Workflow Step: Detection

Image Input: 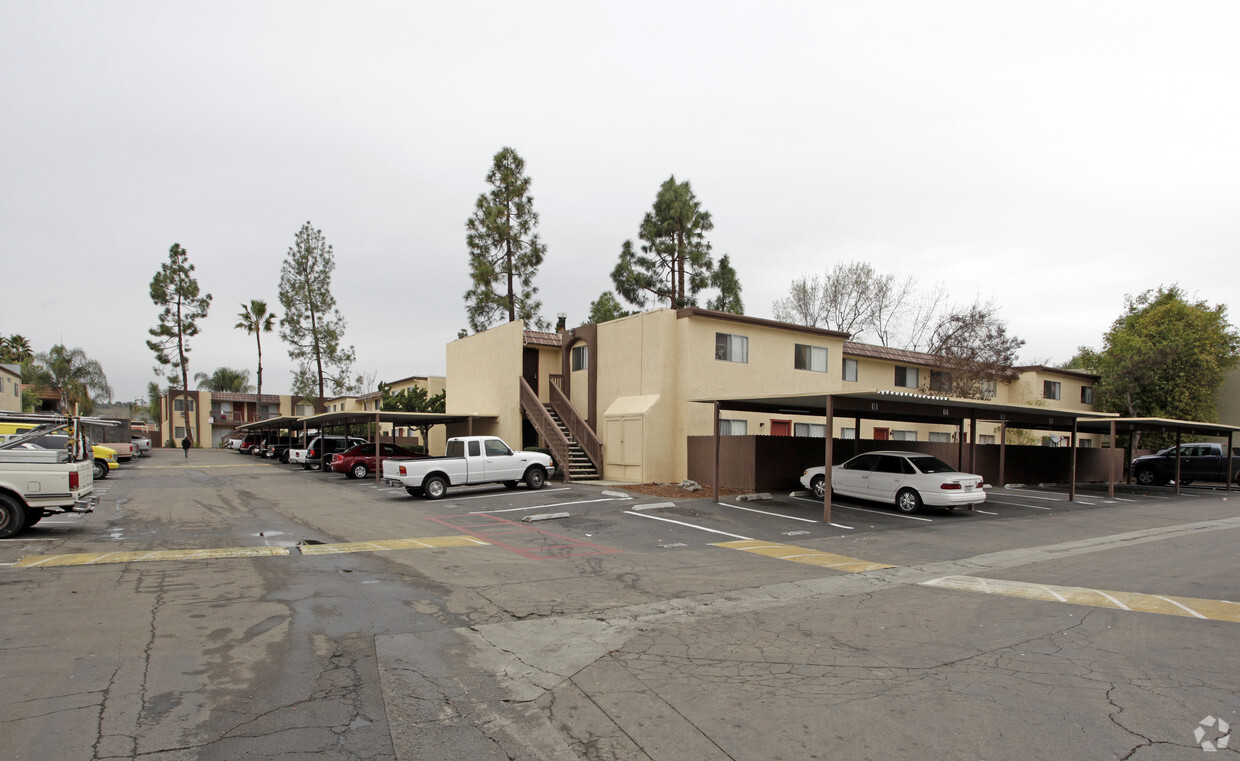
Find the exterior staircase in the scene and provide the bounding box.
[544,403,599,481]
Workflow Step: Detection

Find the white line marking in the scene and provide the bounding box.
[830,503,934,522]
[447,487,571,502]
[622,511,753,540]
[973,509,998,515]
[1095,590,1131,611]
[1074,501,1096,506]
[1041,585,1068,602]
[1153,595,1207,619]
[717,502,819,523]
[0,562,15,566]
[471,497,619,514]
[985,499,1053,510]
[994,491,1067,502]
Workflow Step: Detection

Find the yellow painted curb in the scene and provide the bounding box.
[298,536,491,555]
[714,540,895,573]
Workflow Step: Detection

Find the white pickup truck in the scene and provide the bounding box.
[0,421,97,537]
[382,435,553,499]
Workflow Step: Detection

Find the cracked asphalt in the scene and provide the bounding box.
[1,448,1237,760]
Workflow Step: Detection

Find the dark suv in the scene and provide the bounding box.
[303,435,368,471]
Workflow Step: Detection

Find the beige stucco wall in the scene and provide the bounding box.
[1215,367,1240,427]
[0,365,21,412]
[446,320,523,445]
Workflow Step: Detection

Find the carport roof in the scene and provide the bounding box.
[234,416,303,431]
[1076,417,1240,439]
[692,389,1115,430]
[294,410,496,427]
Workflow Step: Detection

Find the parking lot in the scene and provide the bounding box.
[2,448,1238,760]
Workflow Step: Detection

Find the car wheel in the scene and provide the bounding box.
[94,460,108,480]
[423,475,447,499]
[280,452,290,464]
[810,475,825,500]
[895,488,922,514]
[351,464,368,479]
[23,507,45,527]
[303,463,311,471]
[1134,468,1158,487]
[0,494,26,539]
[525,468,546,490]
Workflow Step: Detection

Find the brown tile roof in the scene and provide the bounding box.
[210,391,281,403]
[843,341,939,366]
[524,330,562,347]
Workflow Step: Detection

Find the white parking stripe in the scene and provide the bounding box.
[985,499,1052,510]
[995,491,1066,501]
[717,502,819,523]
[829,503,934,522]
[447,487,572,502]
[1153,595,1207,619]
[623,511,753,540]
[472,497,620,514]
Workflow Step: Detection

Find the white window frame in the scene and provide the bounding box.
[840,427,856,439]
[895,366,919,389]
[979,434,996,445]
[794,422,826,438]
[794,344,828,373]
[892,430,917,441]
[928,432,952,443]
[1081,386,1095,404]
[715,333,748,363]
[842,358,858,382]
[571,345,588,372]
[1043,380,1061,400]
[981,379,997,399]
[719,419,748,436]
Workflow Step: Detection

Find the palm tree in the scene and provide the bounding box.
[193,367,253,393]
[28,345,113,414]
[236,300,277,421]
[0,334,33,363]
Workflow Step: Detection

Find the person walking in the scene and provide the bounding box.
[182,434,192,458]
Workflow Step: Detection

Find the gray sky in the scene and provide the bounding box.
[3,1,1238,404]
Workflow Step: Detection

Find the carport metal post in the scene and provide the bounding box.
[1228,431,1235,493]
[969,414,978,474]
[823,394,833,524]
[1125,433,1134,484]
[712,402,721,504]
[374,411,381,485]
[998,422,1007,487]
[1108,420,1116,499]
[1069,418,1077,502]
[956,420,964,469]
[1174,429,1182,495]
[853,416,861,456]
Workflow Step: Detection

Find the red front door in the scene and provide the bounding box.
[770,420,791,436]
[873,427,890,440]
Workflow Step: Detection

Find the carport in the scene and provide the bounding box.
[1076,417,1238,496]
[695,390,1115,523]
[293,410,495,484]
[233,416,307,452]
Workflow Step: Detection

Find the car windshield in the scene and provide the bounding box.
[909,456,957,474]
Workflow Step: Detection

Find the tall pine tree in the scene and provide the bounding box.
[464,147,547,333]
[278,222,355,406]
[148,243,212,442]
[612,176,715,309]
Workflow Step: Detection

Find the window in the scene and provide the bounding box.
[979,434,996,445]
[874,456,907,474]
[715,332,748,363]
[794,344,828,373]
[1043,380,1061,400]
[895,366,919,388]
[571,344,588,372]
[928,432,952,443]
[1079,439,1093,448]
[719,419,747,435]
[981,379,997,399]
[484,439,512,457]
[1081,386,1095,404]
[892,430,917,441]
[295,403,314,416]
[174,426,186,439]
[841,427,856,439]
[842,358,858,382]
[929,371,952,393]
[173,398,195,412]
[795,422,826,437]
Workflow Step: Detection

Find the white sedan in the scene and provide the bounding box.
[800,450,985,514]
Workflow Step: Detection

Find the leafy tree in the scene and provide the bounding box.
[379,381,446,451]
[923,300,1025,399]
[584,292,632,325]
[612,176,715,310]
[236,299,277,418]
[1070,286,1239,444]
[194,367,253,393]
[278,222,356,406]
[464,147,548,332]
[147,381,165,428]
[0,334,33,363]
[147,243,212,440]
[706,254,744,314]
[26,345,113,415]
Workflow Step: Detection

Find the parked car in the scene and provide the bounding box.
[236,434,262,455]
[1131,443,1240,486]
[304,436,369,471]
[800,451,985,514]
[261,435,297,461]
[381,435,552,498]
[288,447,308,465]
[330,443,426,479]
[131,434,152,455]
[224,435,245,450]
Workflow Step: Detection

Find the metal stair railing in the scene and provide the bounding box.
[547,379,603,475]
[519,377,574,482]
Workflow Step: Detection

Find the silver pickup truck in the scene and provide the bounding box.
[382,435,553,498]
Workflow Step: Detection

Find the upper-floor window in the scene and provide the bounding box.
[981,379,997,399]
[571,344,588,372]
[719,419,747,435]
[173,398,195,412]
[929,370,952,393]
[715,333,748,363]
[895,366,919,388]
[295,403,314,416]
[842,358,858,382]
[1043,380,1061,400]
[794,344,828,373]
[1081,386,1095,404]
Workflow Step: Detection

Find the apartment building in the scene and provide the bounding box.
[447,308,1100,483]
[0,364,21,412]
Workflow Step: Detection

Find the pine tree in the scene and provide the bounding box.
[464,147,548,333]
[148,243,212,442]
[612,176,714,309]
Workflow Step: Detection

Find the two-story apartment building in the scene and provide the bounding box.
[446,308,1100,484]
[0,364,21,412]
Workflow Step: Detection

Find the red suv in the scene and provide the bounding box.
[330,443,426,479]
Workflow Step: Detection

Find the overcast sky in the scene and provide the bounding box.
[3,1,1237,403]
